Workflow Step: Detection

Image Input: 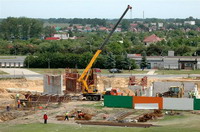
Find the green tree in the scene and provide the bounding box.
[121,20,130,31]
[44,26,56,37]
[105,52,116,69]
[140,51,148,69]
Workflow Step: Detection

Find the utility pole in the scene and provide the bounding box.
[143,11,145,19]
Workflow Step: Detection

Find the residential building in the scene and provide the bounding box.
[143,34,163,46]
[54,34,69,39]
[184,21,196,25]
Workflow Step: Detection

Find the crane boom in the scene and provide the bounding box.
[78,5,132,93]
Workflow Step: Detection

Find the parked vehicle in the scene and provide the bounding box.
[93,68,101,73]
[109,68,122,73]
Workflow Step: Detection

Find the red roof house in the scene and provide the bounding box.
[143,34,163,46]
[45,37,60,40]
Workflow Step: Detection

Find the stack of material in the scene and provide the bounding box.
[137,110,163,122]
[56,115,65,121]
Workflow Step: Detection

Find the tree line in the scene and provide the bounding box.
[0,17,43,40]
[24,52,137,69]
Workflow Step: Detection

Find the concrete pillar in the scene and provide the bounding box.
[149,85,153,97]
[43,74,63,95]
[194,85,198,97]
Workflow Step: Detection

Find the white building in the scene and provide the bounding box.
[184,21,196,25]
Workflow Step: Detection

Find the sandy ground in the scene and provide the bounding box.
[0,79,43,92]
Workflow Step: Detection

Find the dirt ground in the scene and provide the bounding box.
[0,76,200,127]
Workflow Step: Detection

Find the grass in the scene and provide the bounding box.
[0,122,200,132]
[28,68,148,75]
[81,102,104,109]
[156,69,200,75]
[28,68,65,74]
[159,113,186,122]
[0,70,8,75]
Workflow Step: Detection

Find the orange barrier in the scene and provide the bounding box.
[133,96,163,109]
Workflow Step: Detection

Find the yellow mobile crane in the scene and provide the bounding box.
[78,5,132,101]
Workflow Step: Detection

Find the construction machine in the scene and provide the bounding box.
[157,85,184,98]
[77,5,132,101]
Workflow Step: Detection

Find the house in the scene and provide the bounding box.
[98,27,108,31]
[53,34,69,39]
[143,34,163,46]
[196,27,200,32]
[130,23,137,32]
[45,37,60,40]
[158,23,164,28]
[115,28,122,32]
[184,21,196,25]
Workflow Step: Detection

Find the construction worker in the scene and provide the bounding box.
[188,91,192,98]
[17,100,21,108]
[65,111,69,121]
[6,104,10,111]
[77,110,84,119]
[43,112,48,124]
[22,102,26,107]
[16,93,20,101]
[191,91,195,98]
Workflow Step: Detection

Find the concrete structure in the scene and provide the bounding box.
[128,54,200,70]
[0,56,26,68]
[43,74,63,95]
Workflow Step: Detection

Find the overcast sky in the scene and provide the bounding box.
[0,0,200,19]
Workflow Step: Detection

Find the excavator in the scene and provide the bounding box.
[157,85,184,98]
[77,5,132,101]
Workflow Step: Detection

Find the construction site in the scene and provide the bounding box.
[0,67,200,131]
[0,4,200,132]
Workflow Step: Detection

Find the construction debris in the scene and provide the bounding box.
[137,110,163,122]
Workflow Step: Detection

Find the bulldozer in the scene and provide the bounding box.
[157,85,184,98]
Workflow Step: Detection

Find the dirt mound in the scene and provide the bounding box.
[0,112,16,122]
[0,88,6,93]
[0,79,43,92]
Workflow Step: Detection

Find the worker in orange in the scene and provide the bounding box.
[17,100,21,108]
[77,110,84,119]
[43,112,48,124]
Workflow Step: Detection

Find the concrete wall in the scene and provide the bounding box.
[135,103,159,109]
[43,74,63,95]
[133,96,163,109]
[163,98,194,110]
[153,82,195,97]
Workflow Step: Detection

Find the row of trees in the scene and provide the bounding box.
[0,29,200,56]
[45,18,107,26]
[24,52,137,69]
[0,17,43,40]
